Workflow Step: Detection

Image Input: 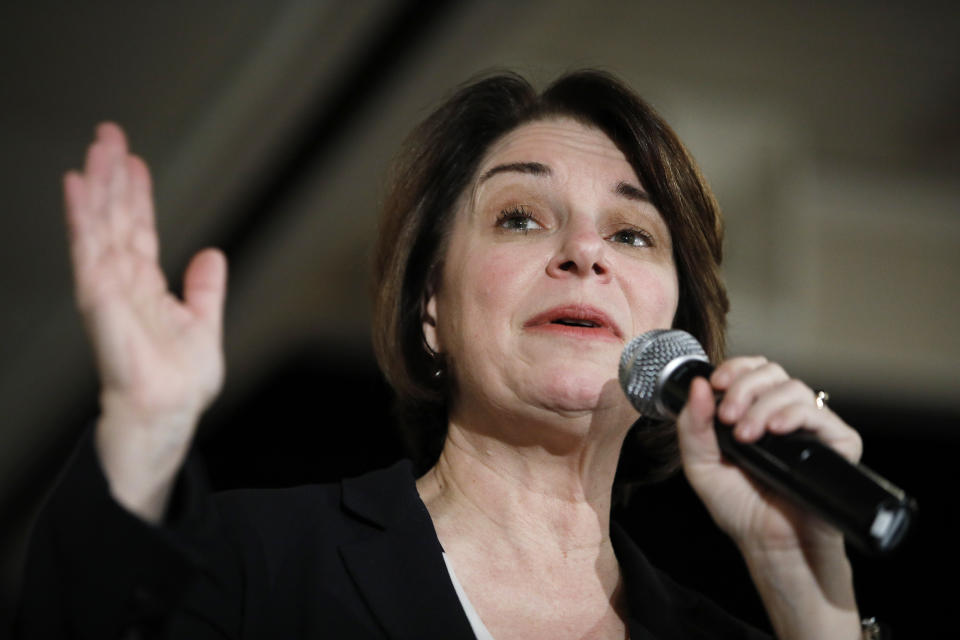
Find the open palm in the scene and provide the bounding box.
[65,123,226,445]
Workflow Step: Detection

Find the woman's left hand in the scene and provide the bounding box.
[675,356,862,552]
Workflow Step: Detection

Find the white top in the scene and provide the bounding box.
[442,552,496,640]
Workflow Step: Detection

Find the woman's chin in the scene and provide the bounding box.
[528,370,621,415]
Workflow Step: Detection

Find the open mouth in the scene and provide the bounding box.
[551,318,600,328]
[524,305,621,339]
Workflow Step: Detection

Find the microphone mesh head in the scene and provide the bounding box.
[619,329,706,417]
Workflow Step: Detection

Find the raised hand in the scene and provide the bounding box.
[64,123,227,521]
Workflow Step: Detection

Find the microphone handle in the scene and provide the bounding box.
[660,359,917,554]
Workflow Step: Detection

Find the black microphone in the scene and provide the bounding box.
[618,329,917,554]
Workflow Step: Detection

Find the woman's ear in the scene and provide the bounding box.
[422,293,441,355]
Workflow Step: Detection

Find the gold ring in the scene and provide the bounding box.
[815,390,830,410]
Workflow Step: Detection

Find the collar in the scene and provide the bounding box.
[337,460,476,640]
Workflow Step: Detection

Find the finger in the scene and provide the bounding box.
[716,361,789,426]
[125,155,158,260]
[84,123,127,209]
[767,403,863,463]
[125,155,154,225]
[84,141,111,216]
[710,355,768,389]
[100,126,136,251]
[85,123,125,168]
[96,122,128,155]
[107,165,132,252]
[675,376,722,468]
[734,378,814,441]
[183,248,227,332]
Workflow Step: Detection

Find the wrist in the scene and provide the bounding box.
[94,407,197,523]
[736,528,847,570]
[739,544,860,640]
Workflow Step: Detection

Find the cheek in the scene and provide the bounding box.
[474,247,531,303]
[624,264,680,330]
[438,244,538,359]
[462,240,535,302]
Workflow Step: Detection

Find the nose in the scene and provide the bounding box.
[545,222,612,283]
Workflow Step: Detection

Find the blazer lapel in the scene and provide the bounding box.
[338,462,477,640]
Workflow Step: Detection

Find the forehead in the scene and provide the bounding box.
[476,118,637,181]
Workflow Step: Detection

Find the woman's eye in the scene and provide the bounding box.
[496,207,543,232]
[609,229,653,247]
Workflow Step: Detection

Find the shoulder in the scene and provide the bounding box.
[202,459,424,610]
[209,459,418,550]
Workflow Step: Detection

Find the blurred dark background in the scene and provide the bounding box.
[2,1,958,637]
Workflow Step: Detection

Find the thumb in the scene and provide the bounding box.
[675,376,722,469]
[183,248,227,330]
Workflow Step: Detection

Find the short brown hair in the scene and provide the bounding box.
[372,70,728,483]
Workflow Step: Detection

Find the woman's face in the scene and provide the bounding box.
[424,118,679,428]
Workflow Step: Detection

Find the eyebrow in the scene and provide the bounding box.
[479,162,551,183]
[615,181,651,203]
[478,161,651,203]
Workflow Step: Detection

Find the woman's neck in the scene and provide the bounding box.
[416,410,628,560]
[416,415,632,638]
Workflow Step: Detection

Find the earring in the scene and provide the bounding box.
[424,341,444,380]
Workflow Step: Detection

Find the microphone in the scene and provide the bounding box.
[618,329,917,554]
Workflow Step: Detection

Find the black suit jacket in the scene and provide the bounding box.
[15,434,770,639]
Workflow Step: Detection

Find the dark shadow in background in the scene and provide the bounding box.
[197,346,404,492]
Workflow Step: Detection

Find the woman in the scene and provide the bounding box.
[17,71,866,639]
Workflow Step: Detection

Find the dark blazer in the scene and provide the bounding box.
[15,434,771,639]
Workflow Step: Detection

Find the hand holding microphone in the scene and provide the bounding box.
[619,329,917,554]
